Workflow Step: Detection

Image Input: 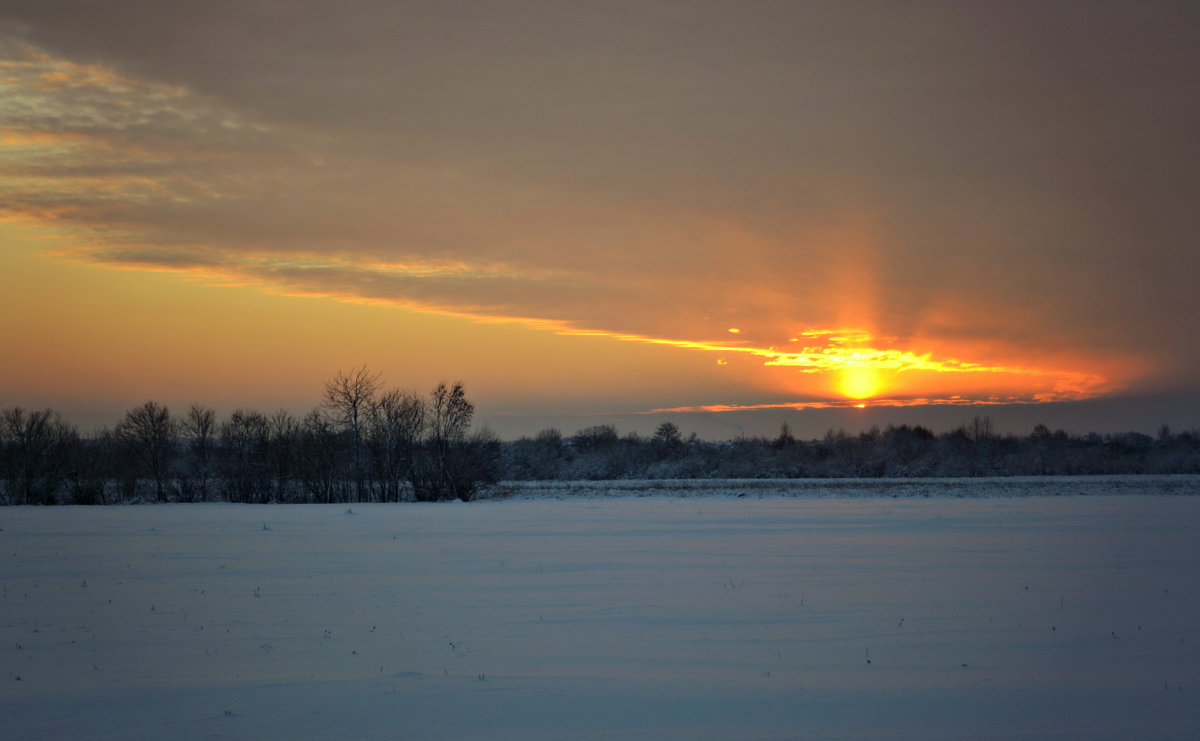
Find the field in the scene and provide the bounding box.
[3,478,1199,739]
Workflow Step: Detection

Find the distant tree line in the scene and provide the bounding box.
[4,383,1200,505]
[502,419,1200,482]
[0,368,499,505]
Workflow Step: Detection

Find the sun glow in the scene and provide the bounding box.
[839,366,880,400]
[581,325,1122,413]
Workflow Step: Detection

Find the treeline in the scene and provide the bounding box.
[503,418,1200,481]
[4,382,1200,505]
[0,368,499,505]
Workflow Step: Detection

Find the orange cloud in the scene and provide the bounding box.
[558,325,1116,408]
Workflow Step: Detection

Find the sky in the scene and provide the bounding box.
[2,1,1198,440]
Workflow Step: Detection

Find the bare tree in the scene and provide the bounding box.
[114,401,177,502]
[453,427,501,501]
[66,427,116,505]
[425,382,473,501]
[369,388,425,502]
[267,410,300,502]
[298,409,339,503]
[966,415,996,442]
[323,366,382,501]
[180,404,216,501]
[219,409,271,503]
[0,407,76,505]
[411,382,496,501]
[651,421,684,459]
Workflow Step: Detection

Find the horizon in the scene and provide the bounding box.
[9,386,1200,444]
[3,3,1198,440]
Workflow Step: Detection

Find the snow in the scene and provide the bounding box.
[3,480,1199,739]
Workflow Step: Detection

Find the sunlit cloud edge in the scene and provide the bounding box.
[644,395,1083,415]
[35,240,1122,410]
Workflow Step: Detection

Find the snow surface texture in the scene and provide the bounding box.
[3,481,1199,740]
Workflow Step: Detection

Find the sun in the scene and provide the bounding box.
[839,366,880,400]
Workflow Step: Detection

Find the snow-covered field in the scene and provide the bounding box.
[3,479,1199,740]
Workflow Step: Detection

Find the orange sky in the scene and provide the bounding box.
[1,3,1197,438]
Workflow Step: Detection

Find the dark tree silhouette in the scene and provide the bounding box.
[504,427,566,480]
[267,410,300,502]
[8,395,1200,505]
[323,366,381,501]
[114,401,176,502]
[773,422,796,450]
[412,382,475,501]
[369,388,425,502]
[298,409,339,503]
[652,421,684,459]
[65,428,117,505]
[181,404,216,502]
[573,424,619,454]
[220,409,271,503]
[0,407,76,505]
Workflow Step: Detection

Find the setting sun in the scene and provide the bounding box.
[839,366,881,400]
